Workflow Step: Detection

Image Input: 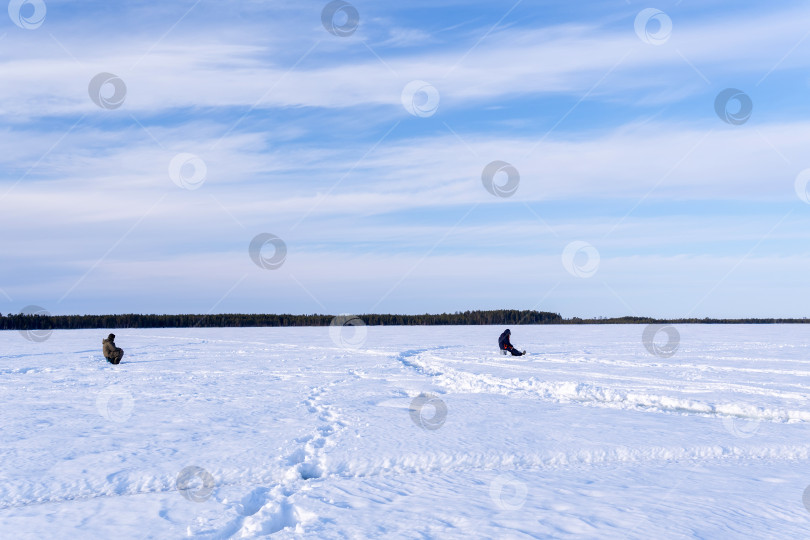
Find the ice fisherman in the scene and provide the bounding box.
[103,333,124,364]
[498,328,525,356]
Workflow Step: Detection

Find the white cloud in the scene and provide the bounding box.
[1,118,807,234]
[1,5,809,118]
[3,2,810,315]
[5,246,809,318]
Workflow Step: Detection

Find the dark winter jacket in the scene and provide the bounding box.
[498,330,514,351]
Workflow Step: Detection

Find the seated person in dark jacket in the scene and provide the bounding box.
[498,328,525,356]
[102,333,124,364]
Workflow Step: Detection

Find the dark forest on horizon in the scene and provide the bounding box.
[1,310,808,331]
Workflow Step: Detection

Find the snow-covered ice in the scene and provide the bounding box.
[2,324,810,538]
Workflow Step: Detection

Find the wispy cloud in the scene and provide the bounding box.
[2,5,809,119]
[2,1,810,316]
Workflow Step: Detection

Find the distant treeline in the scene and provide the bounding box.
[1,310,561,331]
[0,310,807,331]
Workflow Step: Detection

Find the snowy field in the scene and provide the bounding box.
[2,324,810,539]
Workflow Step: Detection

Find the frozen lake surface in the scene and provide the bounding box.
[2,324,810,538]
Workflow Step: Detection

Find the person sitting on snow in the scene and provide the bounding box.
[102,333,124,365]
[498,328,525,356]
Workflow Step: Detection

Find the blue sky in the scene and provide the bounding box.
[2,0,810,318]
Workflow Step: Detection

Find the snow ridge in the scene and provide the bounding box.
[330,443,810,479]
[395,348,810,423]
